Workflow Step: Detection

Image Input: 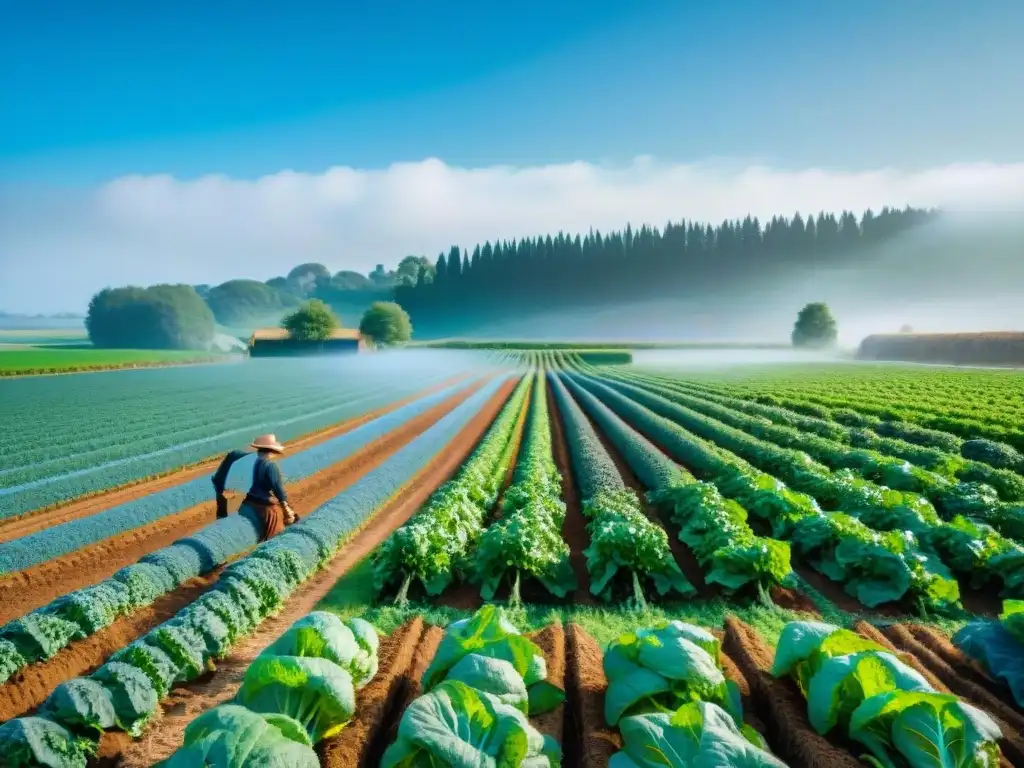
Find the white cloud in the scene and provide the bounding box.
[1,157,1023,313]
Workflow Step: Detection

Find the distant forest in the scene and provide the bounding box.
[86,205,936,347]
[390,206,934,335]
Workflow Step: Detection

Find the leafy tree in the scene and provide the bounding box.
[791,302,838,348]
[205,279,285,324]
[359,301,412,347]
[86,284,214,350]
[286,263,331,294]
[330,270,372,291]
[281,299,341,341]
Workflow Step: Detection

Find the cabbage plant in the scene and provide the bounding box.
[380,680,560,768]
[603,621,744,730]
[421,606,564,716]
[609,701,786,768]
[775,620,1005,766]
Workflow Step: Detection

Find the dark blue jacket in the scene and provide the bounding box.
[212,450,289,503]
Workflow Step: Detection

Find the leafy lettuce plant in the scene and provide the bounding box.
[421,605,564,716]
[609,701,787,768]
[162,704,318,768]
[848,691,1002,768]
[0,717,96,768]
[380,680,560,768]
[234,656,357,744]
[603,621,743,729]
[260,612,379,689]
[1003,599,1024,645]
[954,616,1024,708]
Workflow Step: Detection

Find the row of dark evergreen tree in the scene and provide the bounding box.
[394,206,934,318]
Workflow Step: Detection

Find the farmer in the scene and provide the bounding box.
[211,434,297,541]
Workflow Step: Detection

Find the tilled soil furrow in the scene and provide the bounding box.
[530,624,566,745]
[878,624,1024,766]
[104,376,516,766]
[566,623,618,768]
[0,381,478,624]
[318,619,425,767]
[908,623,1022,709]
[722,617,861,768]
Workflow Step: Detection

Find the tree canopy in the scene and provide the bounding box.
[205,279,288,325]
[791,302,838,348]
[281,299,341,341]
[287,263,331,295]
[86,284,215,350]
[359,301,412,347]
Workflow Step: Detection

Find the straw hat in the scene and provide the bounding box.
[251,434,285,453]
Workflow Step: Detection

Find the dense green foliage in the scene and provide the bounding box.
[373,376,530,601]
[280,299,341,341]
[358,301,412,346]
[774,620,1002,767]
[790,302,837,348]
[85,284,214,350]
[472,374,575,602]
[204,279,294,325]
[383,606,562,767]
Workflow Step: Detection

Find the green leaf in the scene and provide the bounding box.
[527,680,566,716]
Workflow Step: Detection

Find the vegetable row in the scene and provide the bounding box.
[568,374,961,611]
[373,374,531,603]
[0,374,512,766]
[550,373,694,605]
[594,371,1024,603]
[559,373,793,600]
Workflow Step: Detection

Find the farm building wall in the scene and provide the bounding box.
[857,332,1024,367]
[249,338,364,357]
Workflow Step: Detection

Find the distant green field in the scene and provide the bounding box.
[419,339,791,350]
[0,348,224,375]
[0,328,89,345]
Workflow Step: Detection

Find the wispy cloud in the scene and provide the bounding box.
[2,157,1023,313]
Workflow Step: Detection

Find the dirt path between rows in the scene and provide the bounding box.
[106,376,518,766]
[0,380,474,624]
[0,383,486,720]
[547,379,594,607]
[0,376,465,542]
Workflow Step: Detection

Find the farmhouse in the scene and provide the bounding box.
[248,327,367,357]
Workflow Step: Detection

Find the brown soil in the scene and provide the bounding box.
[770,586,820,613]
[721,650,769,739]
[0,380,479,624]
[959,586,1004,618]
[547,383,595,606]
[907,623,1019,705]
[103,376,518,766]
[319,619,425,768]
[0,569,223,722]
[0,376,466,539]
[722,617,861,768]
[566,623,618,768]
[529,624,566,745]
[365,625,444,764]
[878,623,1024,765]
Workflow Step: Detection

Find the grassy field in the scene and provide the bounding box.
[0,347,225,375]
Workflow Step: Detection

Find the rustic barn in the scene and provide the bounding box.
[248,327,367,357]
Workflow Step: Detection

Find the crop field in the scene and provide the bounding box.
[0,350,1023,767]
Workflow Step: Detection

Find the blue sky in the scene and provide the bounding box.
[2,1,1023,316]
[2,0,1022,182]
